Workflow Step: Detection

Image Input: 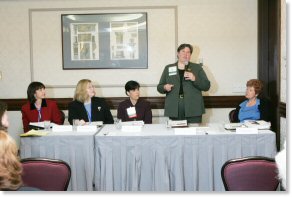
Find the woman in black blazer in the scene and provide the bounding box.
[68,79,114,125]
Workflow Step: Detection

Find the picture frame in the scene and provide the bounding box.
[61,13,148,69]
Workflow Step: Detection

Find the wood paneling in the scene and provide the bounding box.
[1,96,245,111]
[279,102,286,118]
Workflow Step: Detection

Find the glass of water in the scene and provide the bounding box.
[44,120,51,131]
[115,118,122,129]
[73,119,79,131]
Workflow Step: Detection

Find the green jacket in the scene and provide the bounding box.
[157,62,210,117]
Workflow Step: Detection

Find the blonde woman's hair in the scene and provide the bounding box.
[74,79,95,103]
[0,130,22,190]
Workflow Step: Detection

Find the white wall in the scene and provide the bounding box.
[0,0,257,145]
[280,0,286,149]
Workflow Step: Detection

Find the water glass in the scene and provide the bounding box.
[73,119,79,131]
[44,120,51,131]
[115,118,121,129]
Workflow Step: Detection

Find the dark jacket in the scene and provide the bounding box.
[157,62,210,117]
[232,97,272,122]
[117,98,152,123]
[68,97,114,125]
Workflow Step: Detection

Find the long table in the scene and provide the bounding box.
[94,124,277,191]
[20,131,97,191]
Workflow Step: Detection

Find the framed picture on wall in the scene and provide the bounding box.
[61,13,148,69]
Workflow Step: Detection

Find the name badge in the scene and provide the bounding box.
[127,107,137,118]
[168,66,177,76]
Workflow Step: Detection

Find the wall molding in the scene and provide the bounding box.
[1,96,245,111]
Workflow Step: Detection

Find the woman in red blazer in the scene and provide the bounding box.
[21,82,63,133]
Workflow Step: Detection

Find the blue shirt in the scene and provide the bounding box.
[238,99,260,123]
[84,103,92,122]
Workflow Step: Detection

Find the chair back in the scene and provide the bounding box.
[229,109,238,123]
[21,158,71,191]
[221,156,279,191]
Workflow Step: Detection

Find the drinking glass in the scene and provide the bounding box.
[44,120,51,131]
[73,119,79,131]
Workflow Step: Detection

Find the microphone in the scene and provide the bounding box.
[184,61,191,72]
[184,61,191,80]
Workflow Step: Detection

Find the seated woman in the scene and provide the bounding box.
[68,79,114,125]
[117,80,152,123]
[21,82,63,132]
[0,101,9,131]
[232,79,271,123]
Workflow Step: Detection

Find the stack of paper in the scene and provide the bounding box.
[20,129,49,137]
[167,120,188,128]
[52,125,73,132]
[244,120,271,129]
[224,123,244,130]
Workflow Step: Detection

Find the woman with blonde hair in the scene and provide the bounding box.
[68,79,114,125]
[0,131,41,191]
[0,130,22,191]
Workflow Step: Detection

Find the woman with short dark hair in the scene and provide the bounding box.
[117,80,152,123]
[21,81,63,132]
[157,43,210,123]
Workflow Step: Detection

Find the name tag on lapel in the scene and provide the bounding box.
[168,66,177,76]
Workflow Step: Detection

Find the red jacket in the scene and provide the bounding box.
[21,99,63,132]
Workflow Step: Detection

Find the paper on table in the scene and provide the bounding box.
[20,129,49,137]
[121,125,143,132]
[174,127,197,135]
[90,121,103,126]
[236,127,258,134]
[76,125,97,132]
[167,120,188,128]
[29,122,58,128]
[121,121,144,126]
[52,125,73,132]
[243,120,271,129]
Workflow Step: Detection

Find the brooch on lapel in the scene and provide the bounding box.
[98,106,101,111]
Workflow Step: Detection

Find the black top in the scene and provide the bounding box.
[117,98,152,124]
[178,69,184,95]
[68,97,114,125]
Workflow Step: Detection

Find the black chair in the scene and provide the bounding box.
[60,110,66,124]
[229,109,238,123]
[21,158,71,191]
[221,156,279,191]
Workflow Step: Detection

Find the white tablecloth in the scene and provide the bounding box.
[20,131,98,191]
[94,124,276,191]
